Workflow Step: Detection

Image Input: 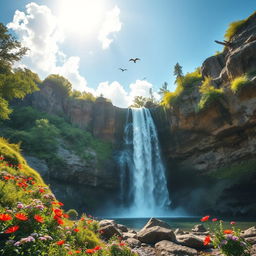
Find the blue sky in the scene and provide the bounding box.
[0,0,255,107]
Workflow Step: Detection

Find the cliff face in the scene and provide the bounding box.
[153,13,256,216]
[30,85,127,143]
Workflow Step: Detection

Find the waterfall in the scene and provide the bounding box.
[119,108,170,217]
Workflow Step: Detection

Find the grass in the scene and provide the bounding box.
[231,75,253,93]
[197,77,224,111]
[225,11,256,41]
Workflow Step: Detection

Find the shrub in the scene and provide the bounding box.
[161,68,202,108]
[231,75,252,93]
[197,77,224,111]
[66,209,78,220]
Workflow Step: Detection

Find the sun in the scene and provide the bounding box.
[56,0,106,36]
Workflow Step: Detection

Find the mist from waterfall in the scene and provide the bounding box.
[119,108,171,217]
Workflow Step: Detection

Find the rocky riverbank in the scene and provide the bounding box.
[98,218,256,256]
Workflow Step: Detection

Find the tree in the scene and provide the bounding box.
[174,62,183,83]
[130,96,148,108]
[42,74,72,98]
[0,23,28,65]
[0,23,38,119]
[158,82,169,96]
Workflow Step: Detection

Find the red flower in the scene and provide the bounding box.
[85,249,95,253]
[63,214,69,219]
[204,235,211,246]
[68,252,73,255]
[74,251,81,254]
[212,218,218,222]
[119,242,126,246]
[4,225,19,233]
[58,202,64,206]
[80,217,85,221]
[56,240,65,245]
[224,229,233,234]
[87,220,93,224]
[94,246,101,251]
[34,214,44,223]
[201,215,210,222]
[230,221,236,225]
[0,213,12,221]
[53,208,63,217]
[57,218,64,225]
[73,228,79,232]
[15,213,28,221]
[3,176,10,180]
[39,188,45,193]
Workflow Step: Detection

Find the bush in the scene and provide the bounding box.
[197,77,224,111]
[66,209,79,220]
[161,69,202,108]
[231,75,252,93]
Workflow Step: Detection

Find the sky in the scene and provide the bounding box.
[0,0,255,108]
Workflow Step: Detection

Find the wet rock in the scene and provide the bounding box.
[99,219,117,228]
[245,236,256,245]
[133,245,156,256]
[155,240,198,256]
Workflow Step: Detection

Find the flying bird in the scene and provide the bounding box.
[119,68,127,72]
[129,58,140,63]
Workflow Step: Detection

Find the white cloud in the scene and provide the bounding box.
[98,6,122,49]
[96,81,130,108]
[7,2,88,91]
[129,80,153,98]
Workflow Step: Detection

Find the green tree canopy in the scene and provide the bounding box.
[0,23,38,119]
[174,62,183,84]
[158,82,169,96]
[42,74,72,98]
[0,23,28,65]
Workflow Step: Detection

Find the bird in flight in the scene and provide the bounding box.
[129,58,140,63]
[119,68,127,72]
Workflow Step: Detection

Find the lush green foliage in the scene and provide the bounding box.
[42,74,72,98]
[71,90,96,102]
[231,75,252,93]
[0,106,112,166]
[201,216,251,256]
[0,139,136,256]
[0,23,39,120]
[225,11,256,41]
[161,69,202,108]
[0,23,28,65]
[197,77,224,111]
[173,62,183,83]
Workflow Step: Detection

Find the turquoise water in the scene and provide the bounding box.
[112,217,256,231]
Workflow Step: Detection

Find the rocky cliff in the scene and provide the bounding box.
[152,12,256,216]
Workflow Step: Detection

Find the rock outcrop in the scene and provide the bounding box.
[152,12,256,216]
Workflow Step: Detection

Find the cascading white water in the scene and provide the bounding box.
[119,108,171,217]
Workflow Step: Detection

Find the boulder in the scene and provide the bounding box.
[174,228,185,235]
[155,240,198,256]
[176,234,210,249]
[142,218,172,229]
[137,226,176,245]
[192,224,207,232]
[242,226,256,238]
[133,245,156,256]
[123,232,137,240]
[126,238,141,248]
[98,220,121,240]
[245,236,256,245]
[117,224,128,232]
